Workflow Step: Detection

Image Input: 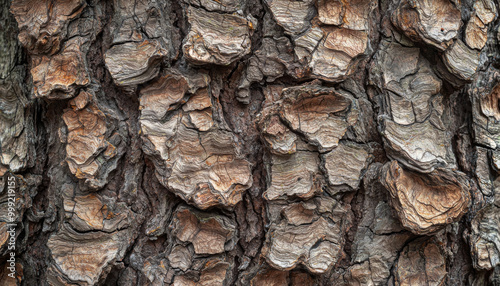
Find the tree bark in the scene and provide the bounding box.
[1,0,500,285]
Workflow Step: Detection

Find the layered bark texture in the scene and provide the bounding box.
[2,0,500,285]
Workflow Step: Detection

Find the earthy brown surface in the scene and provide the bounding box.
[1,0,500,285]
[381,160,471,235]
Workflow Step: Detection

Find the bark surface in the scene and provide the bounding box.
[1,0,500,285]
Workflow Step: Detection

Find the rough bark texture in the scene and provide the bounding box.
[1,0,500,285]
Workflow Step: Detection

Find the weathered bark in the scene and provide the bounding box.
[1,0,500,285]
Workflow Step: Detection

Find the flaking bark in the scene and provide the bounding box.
[1,0,500,285]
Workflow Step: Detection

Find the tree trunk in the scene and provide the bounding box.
[1,0,500,285]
